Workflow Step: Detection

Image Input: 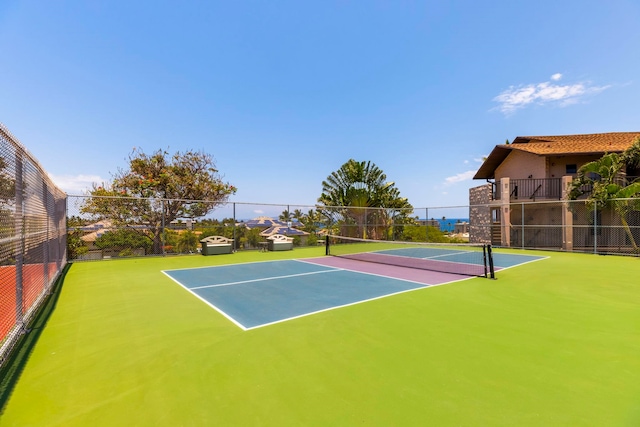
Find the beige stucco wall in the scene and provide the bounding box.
[546,154,603,179]
[495,150,546,180]
[495,151,605,180]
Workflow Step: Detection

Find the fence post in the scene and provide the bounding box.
[161,199,166,256]
[593,205,598,254]
[561,176,573,251]
[521,203,525,249]
[43,178,50,290]
[500,178,511,247]
[14,151,24,331]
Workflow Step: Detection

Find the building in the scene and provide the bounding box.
[469,132,640,251]
[243,216,310,245]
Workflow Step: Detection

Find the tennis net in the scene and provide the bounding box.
[326,235,495,278]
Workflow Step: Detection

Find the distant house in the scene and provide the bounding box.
[244,216,310,245]
[243,216,288,229]
[453,221,469,234]
[78,219,149,259]
[260,225,309,245]
[416,219,441,228]
[470,132,640,250]
[168,219,195,230]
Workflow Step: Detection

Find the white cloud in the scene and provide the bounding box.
[493,74,611,115]
[48,173,106,194]
[444,170,476,186]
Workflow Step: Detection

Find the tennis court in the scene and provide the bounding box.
[2,246,639,426]
[163,248,544,330]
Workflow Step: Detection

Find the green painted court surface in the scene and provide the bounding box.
[1,246,639,426]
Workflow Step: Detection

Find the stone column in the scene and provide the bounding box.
[500,177,511,247]
[561,176,574,251]
[469,184,492,244]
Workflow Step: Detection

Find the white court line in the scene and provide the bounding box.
[296,258,460,287]
[162,258,479,331]
[189,268,340,290]
[162,258,297,272]
[245,269,475,331]
[370,250,480,266]
[424,250,476,259]
[161,270,248,330]
[492,254,550,270]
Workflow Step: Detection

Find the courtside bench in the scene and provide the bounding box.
[200,236,234,255]
[267,234,294,251]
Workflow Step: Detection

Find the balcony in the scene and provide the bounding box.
[493,176,639,201]
[493,178,561,201]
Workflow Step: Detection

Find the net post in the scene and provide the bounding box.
[325,235,330,256]
[487,244,495,279]
[483,245,488,278]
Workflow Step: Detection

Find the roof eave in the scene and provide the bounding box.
[473,145,512,180]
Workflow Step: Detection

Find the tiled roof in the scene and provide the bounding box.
[508,132,640,155]
[474,132,640,179]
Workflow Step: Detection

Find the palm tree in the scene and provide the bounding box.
[298,209,322,233]
[279,209,292,222]
[292,209,304,221]
[318,159,413,239]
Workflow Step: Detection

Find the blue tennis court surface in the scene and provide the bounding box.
[163,259,446,330]
[163,251,545,330]
[492,251,547,269]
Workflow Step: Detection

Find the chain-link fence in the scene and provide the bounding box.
[67,197,330,258]
[0,124,67,367]
[66,193,640,262]
[470,198,640,256]
[66,197,472,260]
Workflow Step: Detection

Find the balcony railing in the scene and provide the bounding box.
[493,176,640,201]
[494,178,561,201]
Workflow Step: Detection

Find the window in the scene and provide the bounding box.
[566,164,577,174]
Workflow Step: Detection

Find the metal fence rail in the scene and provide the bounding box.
[0,124,67,368]
[67,194,640,260]
[470,198,640,256]
[65,197,474,260]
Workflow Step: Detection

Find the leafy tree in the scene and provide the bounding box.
[306,234,318,246]
[94,228,153,254]
[292,209,304,220]
[81,148,236,254]
[569,139,640,251]
[401,224,449,243]
[298,209,322,233]
[163,229,179,253]
[318,159,413,239]
[67,215,90,259]
[244,227,263,248]
[198,217,236,245]
[176,230,199,253]
[0,156,16,245]
[0,156,15,205]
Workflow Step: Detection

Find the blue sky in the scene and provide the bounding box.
[1,1,639,216]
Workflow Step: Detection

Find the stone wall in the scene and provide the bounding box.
[469,184,492,244]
